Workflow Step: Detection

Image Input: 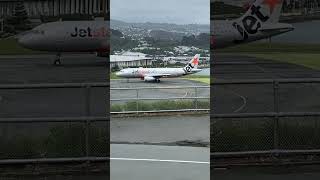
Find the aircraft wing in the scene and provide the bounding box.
[259,23,294,33]
[145,73,172,78]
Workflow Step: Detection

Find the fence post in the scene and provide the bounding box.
[136,89,139,114]
[273,80,280,150]
[85,85,91,158]
[194,87,198,110]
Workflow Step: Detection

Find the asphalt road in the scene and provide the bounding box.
[111,115,209,146]
[0,54,108,84]
[0,54,108,118]
[111,144,210,180]
[213,53,320,79]
[213,53,320,114]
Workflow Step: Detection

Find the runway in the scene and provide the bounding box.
[213,53,320,114]
[213,53,320,79]
[0,54,108,84]
[111,79,209,103]
[0,54,108,118]
[111,144,209,180]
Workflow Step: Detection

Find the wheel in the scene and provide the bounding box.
[53,53,62,66]
[54,59,61,66]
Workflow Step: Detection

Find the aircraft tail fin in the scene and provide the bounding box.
[183,54,200,73]
[239,0,284,24]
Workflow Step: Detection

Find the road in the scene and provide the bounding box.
[111,115,209,146]
[111,144,210,180]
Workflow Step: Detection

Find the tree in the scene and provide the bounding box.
[5,2,31,33]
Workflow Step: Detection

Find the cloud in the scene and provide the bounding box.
[111,0,210,24]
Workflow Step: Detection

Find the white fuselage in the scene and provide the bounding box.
[211,20,294,49]
[116,67,201,79]
[18,21,109,53]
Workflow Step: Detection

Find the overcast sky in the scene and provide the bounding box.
[111,0,210,25]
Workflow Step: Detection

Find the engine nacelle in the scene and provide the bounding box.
[144,76,155,82]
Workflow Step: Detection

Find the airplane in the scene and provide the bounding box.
[212,0,294,49]
[18,20,109,65]
[115,54,202,83]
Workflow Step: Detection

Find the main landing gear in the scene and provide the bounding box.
[155,79,160,83]
[53,53,61,66]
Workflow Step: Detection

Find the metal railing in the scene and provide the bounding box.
[0,83,109,164]
[110,86,210,114]
[212,78,320,158]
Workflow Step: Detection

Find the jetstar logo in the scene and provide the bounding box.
[70,27,108,38]
[232,3,272,43]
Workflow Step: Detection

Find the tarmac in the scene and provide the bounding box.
[0,54,108,118]
[111,78,209,103]
[213,53,320,114]
[111,144,209,180]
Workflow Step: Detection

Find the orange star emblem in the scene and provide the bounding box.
[193,57,199,65]
[263,0,282,14]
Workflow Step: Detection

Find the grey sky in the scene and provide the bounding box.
[111,0,210,25]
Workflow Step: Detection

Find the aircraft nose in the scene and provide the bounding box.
[18,35,31,49]
[115,71,122,76]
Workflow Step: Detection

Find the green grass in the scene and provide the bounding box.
[111,100,210,112]
[183,77,210,84]
[110,72,122,79]
[0,38,43,55]
[248,53,320,70]
[184,75,210,84]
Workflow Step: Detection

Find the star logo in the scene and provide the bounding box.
[263,0,281,14]
[193,57,199,65]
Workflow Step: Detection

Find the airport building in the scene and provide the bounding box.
[110,52,153,69]
[0,0,109,18]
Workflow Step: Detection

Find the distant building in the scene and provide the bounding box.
[0,0,109,18]
[110,52,153,68]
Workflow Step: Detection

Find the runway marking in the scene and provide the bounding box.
[111,157,210,164]
[222,87,247,113]
[231,90,247,113]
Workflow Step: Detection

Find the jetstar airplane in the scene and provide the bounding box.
[212,0,294,49]
[18,20,109,65]
[115,54,202,82]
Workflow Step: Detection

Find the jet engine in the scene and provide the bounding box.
[144,76,155,82]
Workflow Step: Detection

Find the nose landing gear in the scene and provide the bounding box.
[53,53,61,66]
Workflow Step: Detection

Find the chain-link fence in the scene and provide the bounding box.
[111,86,210,114]
[212,78,320,155]
[0,83,109,164]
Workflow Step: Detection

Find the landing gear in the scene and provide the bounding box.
[155,79,160,83]
[53,53,61,66]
